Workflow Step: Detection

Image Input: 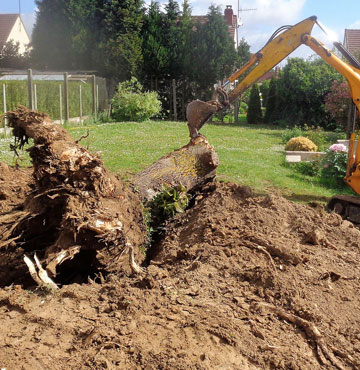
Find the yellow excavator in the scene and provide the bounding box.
[186,15,360,222]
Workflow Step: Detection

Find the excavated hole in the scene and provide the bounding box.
[143,183,215,266]
[55,249,107,286]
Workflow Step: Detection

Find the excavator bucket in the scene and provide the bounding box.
[186,88,229,139]
[186,100,222,139]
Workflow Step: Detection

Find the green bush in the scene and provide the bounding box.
[293,160,322,177]
[281,125,344,151]
[321,149,347,185]
[111,77,161,122]
[281,125,304,144]
[239,101,248,114]
[148,184,190,226]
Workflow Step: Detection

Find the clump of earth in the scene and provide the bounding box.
[1,164,359,369]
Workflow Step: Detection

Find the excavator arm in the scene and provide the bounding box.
[186,15,360,138]
[186,16,318,138]
[186,15,360,220]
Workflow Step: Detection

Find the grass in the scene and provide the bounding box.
[0,117,353,202]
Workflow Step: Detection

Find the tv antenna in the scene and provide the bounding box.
[19,0,21,15]
[236,1,256,46]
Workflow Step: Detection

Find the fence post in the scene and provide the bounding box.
[234,98,239,124]
[27,69,34,110]
[172,79,177,121]
[2,84,7,137]
[64,72,69,122]
[96,84,99,113]
[92,75,97,119]
[34,84,38,110]
[79,84,83,125]
[59,84,63,124]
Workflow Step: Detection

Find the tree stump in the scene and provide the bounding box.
[133,135,219,201]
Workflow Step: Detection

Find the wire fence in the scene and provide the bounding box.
[0,69,109,129]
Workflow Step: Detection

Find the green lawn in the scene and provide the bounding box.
[0,119,353,202]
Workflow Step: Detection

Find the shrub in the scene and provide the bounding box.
[294,160,322,177]
[285,136,317,152]
[324,80,351,129]
[111,77,161,122]
[239,101,248,114]
[148,184,190,225]
[321,144,348,184]
[281,126,304,144]
[302,125,328,150]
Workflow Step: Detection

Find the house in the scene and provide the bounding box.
[192,5,238,47]
[344,29,360,56]
[0,14,30,55]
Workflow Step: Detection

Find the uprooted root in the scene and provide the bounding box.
[0,106,147,286]
[24,254,59,290]
[258,302,348,370]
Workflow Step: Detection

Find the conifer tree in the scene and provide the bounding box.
[264,76,278,123]
[247,83,262,124]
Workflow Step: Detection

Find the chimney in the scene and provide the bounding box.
[224,5,233,26]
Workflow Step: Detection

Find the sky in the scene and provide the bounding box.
[1,0,360,61]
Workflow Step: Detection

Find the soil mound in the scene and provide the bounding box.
[0,162,32,213]
[1,181,359,369]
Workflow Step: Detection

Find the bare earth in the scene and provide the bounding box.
[1,167,360,370]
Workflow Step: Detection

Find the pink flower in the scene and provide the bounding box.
[329,144,347,153]
[324,164,329,168]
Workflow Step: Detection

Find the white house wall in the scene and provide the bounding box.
[6,17,30,54]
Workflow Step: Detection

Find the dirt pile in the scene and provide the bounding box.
[0,163,32,213]
[1,181,359,369]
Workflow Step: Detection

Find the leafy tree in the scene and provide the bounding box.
[188,5,237,99]
[141,1,168,79]
[32,0,144,82]
[276,57,341,128]
[97,0,144,81]
[236,37,251,67]
[0,41,30,69]
[259,79,270,107]
[324,80,351,129]
[264,76,278,123]
[31,0,75,69]
[247,83,262,124]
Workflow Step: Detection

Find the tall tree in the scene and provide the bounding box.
[277,57,340,127]
[97,0,144,81]
[31,0,75,69]
[141,1,168,79]
[32,0,144,81]
[188,5,237,99]
[264,76,278,123]
[247,83,262,124]
[236,37,251,67]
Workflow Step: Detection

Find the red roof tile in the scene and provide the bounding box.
[0,14,19,50]
[344,29,360,55]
